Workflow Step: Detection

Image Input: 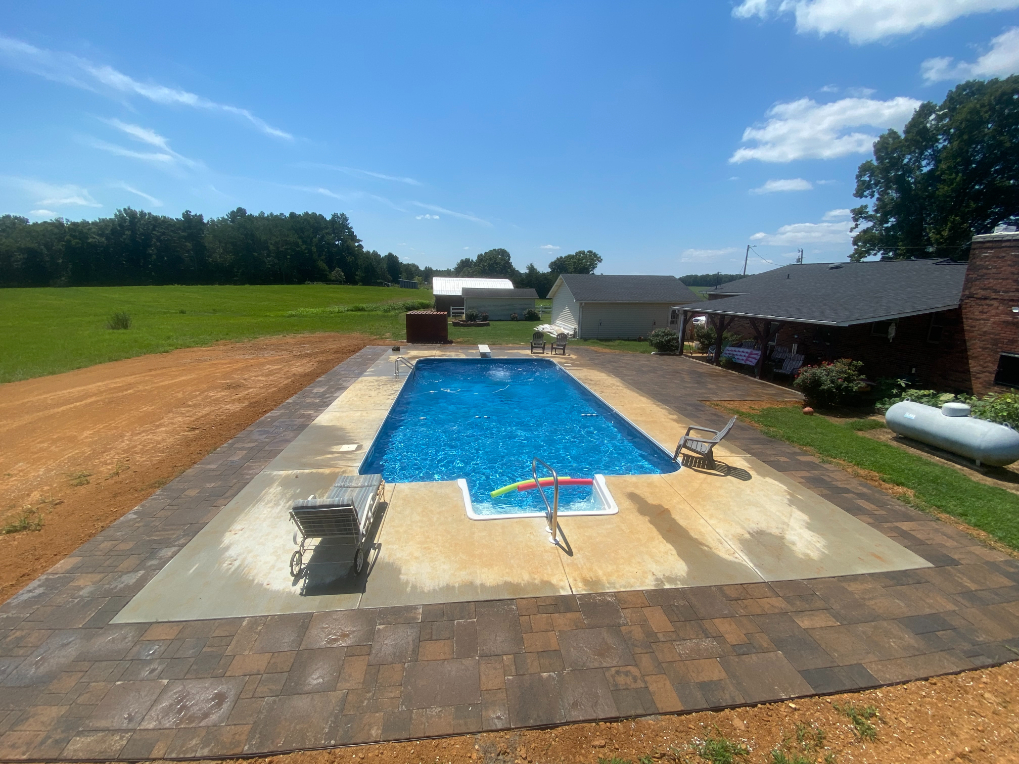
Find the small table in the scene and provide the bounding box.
[721,346,761,366]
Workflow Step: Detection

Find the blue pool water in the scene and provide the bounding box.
[360,358,678,515]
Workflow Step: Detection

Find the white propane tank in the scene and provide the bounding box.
[885,401,1019,467]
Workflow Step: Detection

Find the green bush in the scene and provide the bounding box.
[510,313,518,321]
[523,308,540,321]
[464,309,479,322]
[648,328,680,353]
[106,311,131,330]
[793,358,865,408]
[694,324,739,353]
[876,384,1019,430]
[973,393,1019,429]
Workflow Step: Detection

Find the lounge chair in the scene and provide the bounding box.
[530,331,546,354]
[550,333,569,356]
[289,473,385,577]
[673,416,737,469]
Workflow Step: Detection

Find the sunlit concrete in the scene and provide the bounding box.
[116,346,931,622]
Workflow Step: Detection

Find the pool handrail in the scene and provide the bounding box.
[532,457,560,546]
[393,357,415,377]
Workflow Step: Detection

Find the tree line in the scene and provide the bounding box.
[0,207,438,288]
[450,248,602,298]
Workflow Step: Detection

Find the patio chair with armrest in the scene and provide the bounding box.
[772,353,804,378]
[673,416,737,469]
[289,473,385,578]
[550,333,569,356]
[530,331,546,354]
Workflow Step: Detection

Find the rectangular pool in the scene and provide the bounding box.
[360,358,679,516]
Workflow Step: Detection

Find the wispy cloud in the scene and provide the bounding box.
[114,182,163,208]
[4,177,102,208]
[540,244,560,250]
[680,247,740,262]
[921,27,1019,82]
[296,162,422,186]
[93,119,201,170]
[749,209,854,246]
[411,201,491,226]
[416,213,440,220]
[289,185,405,212]
[733,0,1019,44]
[751,178,813,194]
[731,96,920,163]
[0,35,291,139]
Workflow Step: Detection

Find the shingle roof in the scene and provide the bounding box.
[431,277,514,296]
[692,260,968,325]
[552,274,699,304]
[462,288,538,299]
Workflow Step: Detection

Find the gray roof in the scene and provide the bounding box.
[690,260,968,325]
[462,288,538,299]
[553,274,699,304]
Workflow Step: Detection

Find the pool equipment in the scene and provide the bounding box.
[885,401,1019,467]
[491,476,593,498]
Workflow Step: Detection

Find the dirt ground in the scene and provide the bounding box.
[0,333,378,602]
[2,341,1018,762]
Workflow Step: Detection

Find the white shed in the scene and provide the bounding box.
[547,274,699,339]
[432,277,515,314]
[462,288,538,320]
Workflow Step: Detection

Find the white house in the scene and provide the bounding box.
[547,274,699,339]
[431,277,515,314]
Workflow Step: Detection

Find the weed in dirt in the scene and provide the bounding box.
[834,702,879,740]
[106,462,129,478]
[794,722,826,752]
[68,471,92,487]
[106,311,132,330]
[690,731,750,764]
[824,755,837,764]
[2,508,44,534]
[770,751,811,764]
[844,418,884,431]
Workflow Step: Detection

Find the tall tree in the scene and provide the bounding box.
[851,76,1019,260]
[548,250,601,274]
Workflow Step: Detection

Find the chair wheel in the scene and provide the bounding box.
[290,550,303,577]
[354,547,365,575]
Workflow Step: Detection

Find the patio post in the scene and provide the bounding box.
[677,310,689,356]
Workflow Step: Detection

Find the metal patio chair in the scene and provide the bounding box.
[289,473,385,577]
[673,416,737,469]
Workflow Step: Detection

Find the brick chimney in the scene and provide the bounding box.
[960,232,1019,395]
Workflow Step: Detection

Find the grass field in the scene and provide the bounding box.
[0,286,659,383]
[722,404,1019,552]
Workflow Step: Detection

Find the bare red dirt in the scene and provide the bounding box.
[0,333,378,602]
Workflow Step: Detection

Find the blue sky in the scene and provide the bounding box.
[2,1,1017,275]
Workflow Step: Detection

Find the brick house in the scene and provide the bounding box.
[678,232,1019,395]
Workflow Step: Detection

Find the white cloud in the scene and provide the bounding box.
[416,214,440,220]
[0,35,291,139]
[86,138,177,165]
[297,163,421,186]
[288,185,404,212]
[29,209,55,217]
[730,96,920,163]
[680,247,740,262]
[540,244,560,250]
[114,182,163,208]
[816,179,839,185]
[751,178,813,194]
[749,209,854,246]
[411,201,491,226]
[732,0,1019,44]
[5,178,102,208]
[921,27,1019,82]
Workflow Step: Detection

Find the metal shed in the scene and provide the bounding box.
[432,277,515,314]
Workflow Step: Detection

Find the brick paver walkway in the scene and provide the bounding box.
[1,347,1018,760]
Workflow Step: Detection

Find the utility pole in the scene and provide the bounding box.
[796,248,804,265]
[743,245,750,276]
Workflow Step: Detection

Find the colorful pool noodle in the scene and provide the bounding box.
[490,476,593,498]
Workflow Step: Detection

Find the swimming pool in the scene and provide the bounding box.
[360,358,679,516]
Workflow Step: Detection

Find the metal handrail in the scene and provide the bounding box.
[393,357,415,377]
[532,458,560,546]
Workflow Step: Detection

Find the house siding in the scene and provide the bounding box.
[463,296,536,320]
[551,284,581,332]
[580,303,674,339]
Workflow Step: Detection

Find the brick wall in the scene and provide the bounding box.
[957,233,1019,395]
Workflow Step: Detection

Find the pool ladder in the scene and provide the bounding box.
[393,357,415,377]
[532,458,561,547]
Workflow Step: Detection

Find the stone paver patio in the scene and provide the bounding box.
[1,346,1018,761]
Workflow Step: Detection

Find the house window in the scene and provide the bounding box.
[994,353,1019,389]
[927,312,945,344]
[871,321,892,337]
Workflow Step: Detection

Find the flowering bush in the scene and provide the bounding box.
[648,328,680,353]
[793,359,865,408]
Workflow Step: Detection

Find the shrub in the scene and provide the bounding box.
[106,311,131,330]
[479,311,489,321]
[329,267,346,283]
[878,386,1019,430]
[510,313,518,321]
[793,358,865,408]
[648,328,680,353]
[523,308,540,321]
[464,309,479,322]
[694,324,739,353]
[972,393,1019,429]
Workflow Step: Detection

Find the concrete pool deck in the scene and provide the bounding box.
[2,345,1019,761]
[111,347,927,622]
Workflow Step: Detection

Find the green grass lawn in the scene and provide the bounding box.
[0,285,431,383]
[726,405,1019,551]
